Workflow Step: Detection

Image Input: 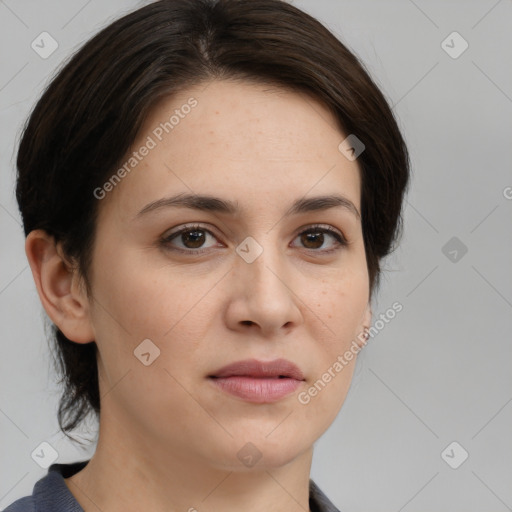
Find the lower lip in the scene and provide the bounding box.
[209,376,303,403]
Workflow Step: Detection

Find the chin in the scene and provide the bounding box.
[203,433,311,472]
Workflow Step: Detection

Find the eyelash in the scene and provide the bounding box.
[160,223,348,255]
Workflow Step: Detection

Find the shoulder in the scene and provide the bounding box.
[2,460,89,512]
[309,479,342,512]
[3,495,36,512]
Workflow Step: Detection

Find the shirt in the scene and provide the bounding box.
[4,460,341,512]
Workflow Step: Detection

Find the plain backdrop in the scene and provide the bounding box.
[1,1,511,511]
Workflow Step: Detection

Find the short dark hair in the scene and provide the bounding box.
[16,0,410,442]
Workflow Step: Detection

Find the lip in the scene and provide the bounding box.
[208,358,305,403]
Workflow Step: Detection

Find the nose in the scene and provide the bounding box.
[224,242,303,337]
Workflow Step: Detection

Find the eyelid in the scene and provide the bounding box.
[164,222,347,241]
[162,223,223,252]
[161,222,348,254]
[163,222,220,240]
[293,223,346,240]
[290,223,348,253]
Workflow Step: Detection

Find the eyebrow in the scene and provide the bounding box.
[135,192,361,220]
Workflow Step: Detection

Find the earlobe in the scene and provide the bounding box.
[25,230,95,344]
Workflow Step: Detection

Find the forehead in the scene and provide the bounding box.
[97,79,362,222]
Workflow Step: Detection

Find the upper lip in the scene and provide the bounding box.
[209,358,305,380]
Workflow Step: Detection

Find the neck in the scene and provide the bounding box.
[65,407,313,512]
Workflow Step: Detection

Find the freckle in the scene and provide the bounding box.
[328,314,332,319]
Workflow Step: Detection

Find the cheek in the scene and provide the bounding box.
[90,244,216,339]
[88,254,218,432]
[88,246,225,398]
[300,359,357,430]
[297,264,368,412]
[307,261,369,339]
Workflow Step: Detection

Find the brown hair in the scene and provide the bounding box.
[16,0,410,442]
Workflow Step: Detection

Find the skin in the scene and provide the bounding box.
[26,79,372,512]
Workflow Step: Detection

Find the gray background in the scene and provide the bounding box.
[1,1,511,511]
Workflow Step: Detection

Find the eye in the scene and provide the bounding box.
[161,224,221,254]
[161,223,348,255]
[291,224,347,254]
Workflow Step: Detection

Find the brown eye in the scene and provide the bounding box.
[161,223,347,256]
[179,229,206,249]
[301,231,325,249]
[292,225,347,253]
[162,224,219,253]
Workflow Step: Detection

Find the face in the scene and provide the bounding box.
[85,79,371,470]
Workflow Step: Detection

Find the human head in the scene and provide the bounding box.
[17,0,409,445]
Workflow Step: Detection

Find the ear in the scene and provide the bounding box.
[25,230,95,343]
[355,302,372,349]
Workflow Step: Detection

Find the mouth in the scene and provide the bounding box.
[208,358,305,403]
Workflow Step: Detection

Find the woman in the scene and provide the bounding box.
[5,0,409,510]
